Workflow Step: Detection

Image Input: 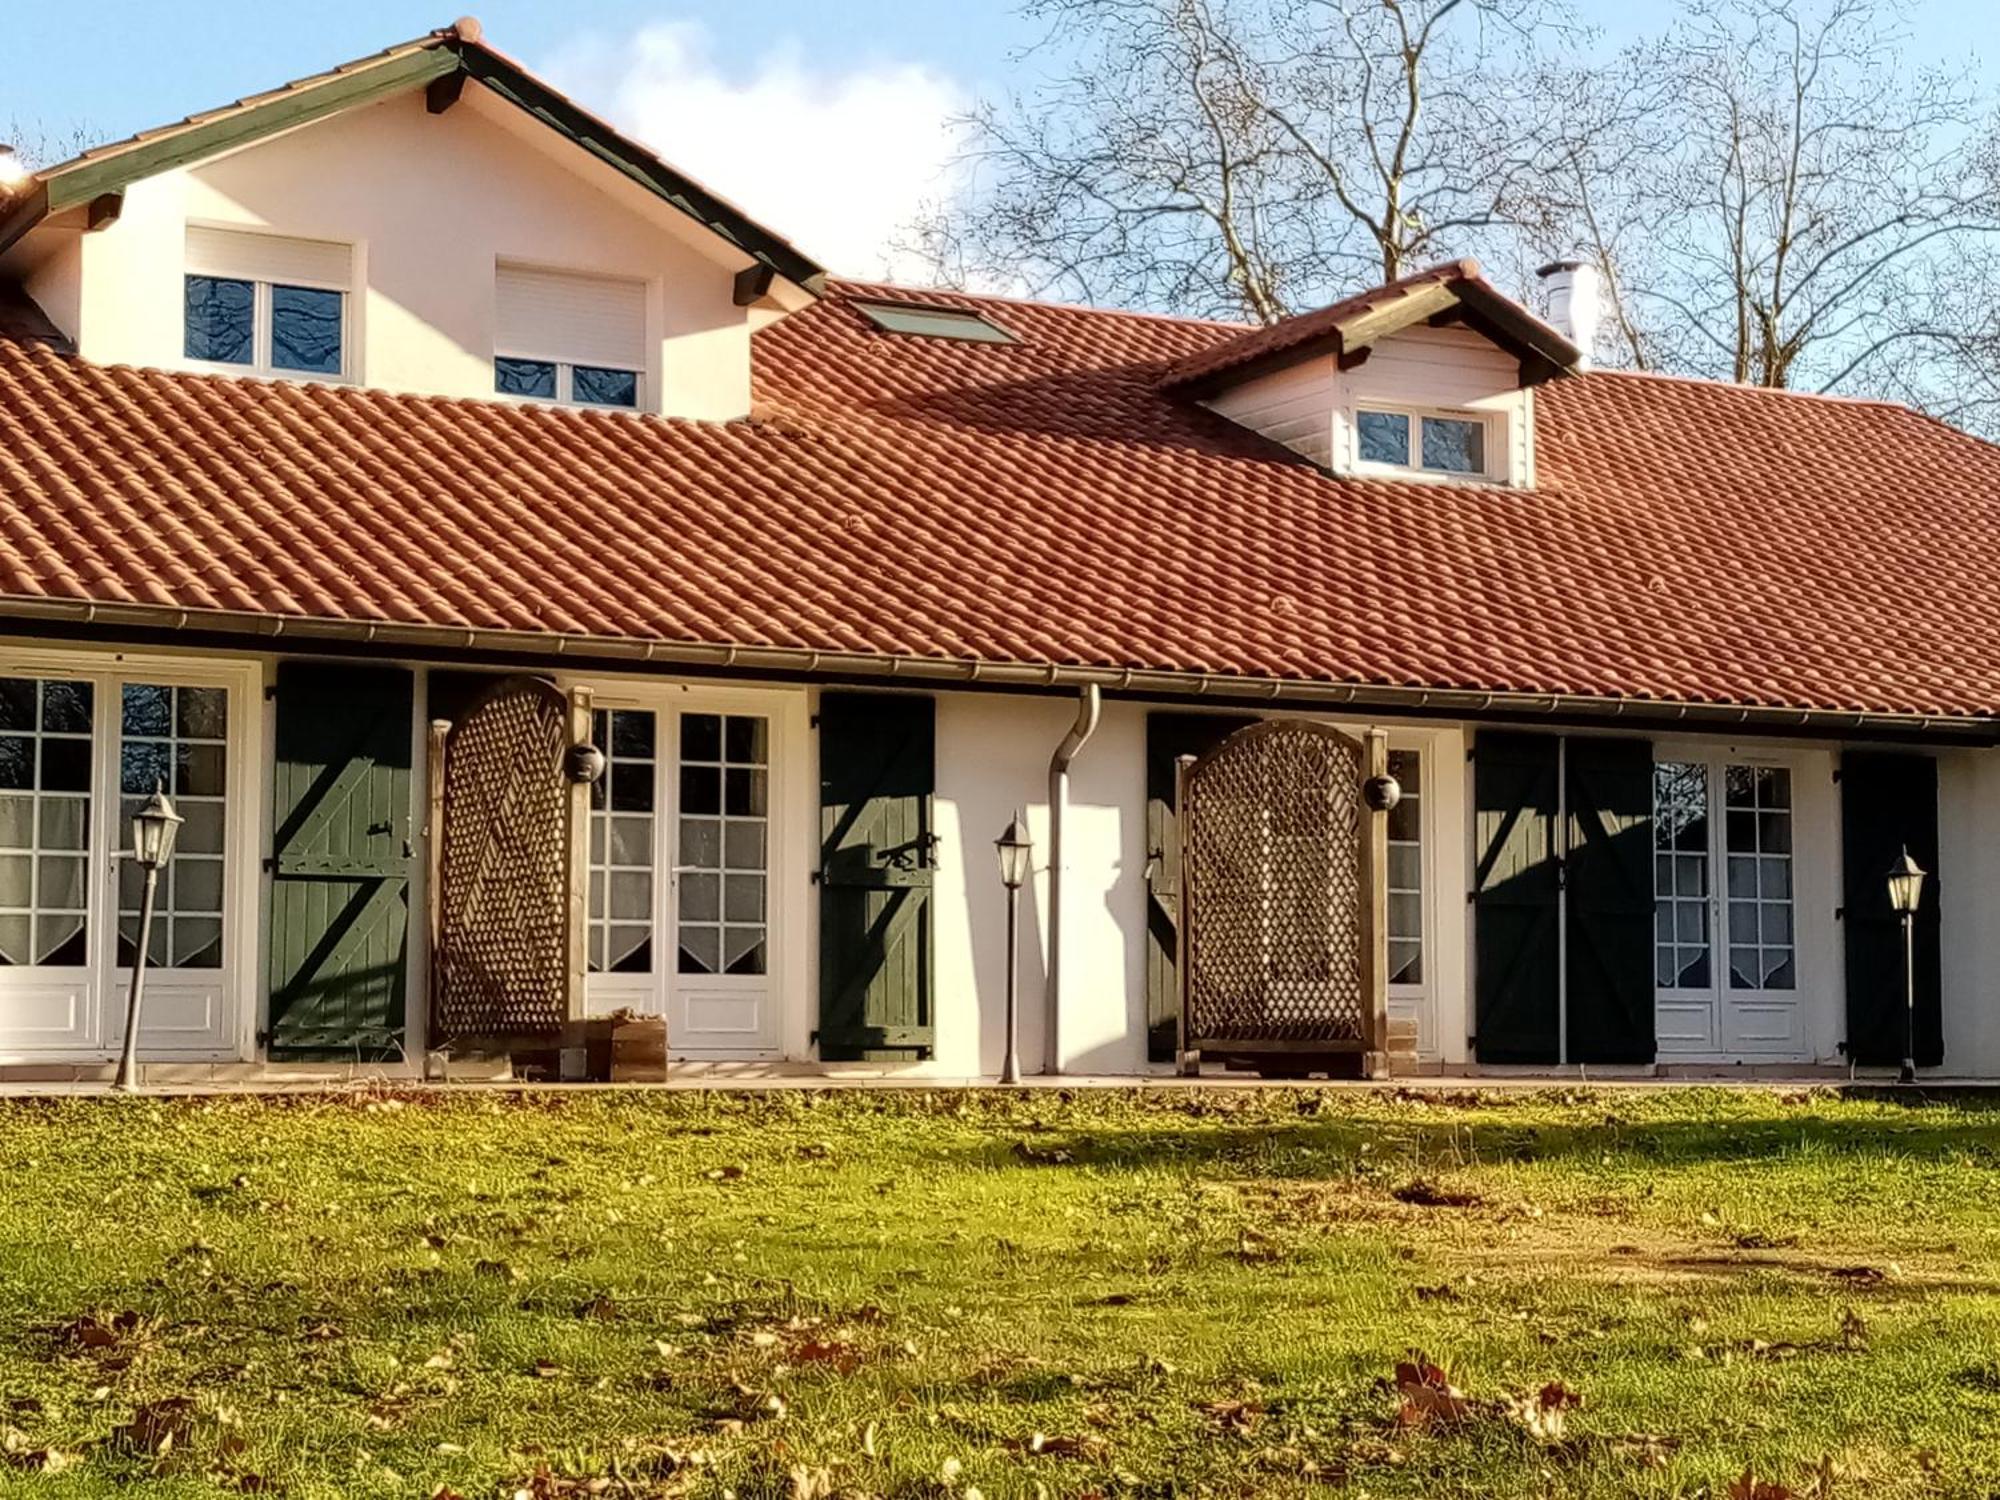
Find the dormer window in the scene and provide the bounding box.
[184,227,352,379]
[1356,406,1491,478]
[495,263,646,411]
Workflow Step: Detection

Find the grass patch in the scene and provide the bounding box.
[0,1086,1992,1495]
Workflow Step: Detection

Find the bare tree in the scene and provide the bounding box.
[4,117,98,170]
[906,0,1579,323]
[1524,0,2000,401]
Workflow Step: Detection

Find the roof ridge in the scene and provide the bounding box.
[826,277,1252,331]
[1577,365,1913,413]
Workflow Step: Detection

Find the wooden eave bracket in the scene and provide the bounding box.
[733,263,776,307]
[85,192,123,232]
[427,67,468,114]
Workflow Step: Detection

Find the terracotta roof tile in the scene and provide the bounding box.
[2,275,1999,719]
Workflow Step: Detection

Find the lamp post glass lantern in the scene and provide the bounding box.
[995,815,1033,1085]
[1886,847,1927,1085]
[114,783,183,1092]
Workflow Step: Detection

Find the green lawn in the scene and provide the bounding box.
[0,1087,1995,1497]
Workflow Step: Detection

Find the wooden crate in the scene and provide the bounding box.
[610,1016,668,1083]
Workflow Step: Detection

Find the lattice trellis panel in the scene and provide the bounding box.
[433,677,573,1035]
[1182,721,1368,1047]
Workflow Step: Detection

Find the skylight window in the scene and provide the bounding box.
[854,301,1017,344]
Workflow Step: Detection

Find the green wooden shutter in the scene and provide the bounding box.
[818,692,935,1061]
[267,663,414,1060]
[1143,711,1257,1062]
[1474,731,1561,1063]
[1841,751,1942,1067]
[1565,736,1656,1064]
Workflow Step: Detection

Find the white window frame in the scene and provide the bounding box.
[493,356,646,411]
[0,642,261,1063]
[182,226,355,384]
[1352,404,1499,482]
[1385,732,1439,1060]
[493,261,650,412]
[1650,745,1807,1062]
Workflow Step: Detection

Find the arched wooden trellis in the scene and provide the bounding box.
[1177,720,1390,1076]
[429,675,589,1039]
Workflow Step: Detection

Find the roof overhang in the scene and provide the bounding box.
[3,595,1992,746]
[1163,260,1581,397]
[0,23,826,295]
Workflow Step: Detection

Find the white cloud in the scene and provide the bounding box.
[545,22,968,281]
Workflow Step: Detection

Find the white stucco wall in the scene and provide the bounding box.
[38,85,761,419]
[1938,749,2000,1075]
[1200,324,1532,485]
[931,692,1470,1079]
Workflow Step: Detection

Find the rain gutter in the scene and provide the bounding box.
[3,597,1995,744]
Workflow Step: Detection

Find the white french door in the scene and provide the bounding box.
[0,653,257,1060]
[1653,758,1803,1059]
[580,690,793,1058]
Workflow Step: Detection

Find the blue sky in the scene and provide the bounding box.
[5,1,1999,277]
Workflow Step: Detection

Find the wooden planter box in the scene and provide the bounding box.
[609,1015,669,1083]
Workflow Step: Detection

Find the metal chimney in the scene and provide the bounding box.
[1536,259,1601,368]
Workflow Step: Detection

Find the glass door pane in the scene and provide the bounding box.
[586,709,657,975]
[676,712,767,977]
[118,684,228,968]
[1652,761,1712,989]
[1723,765,1795,990]
[0,677,94,968]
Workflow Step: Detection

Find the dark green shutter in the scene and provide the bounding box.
[1144,711,1256,1062]
[266,663,414,1060]
[1565,737,1656,1064]
[1474,731,1561,1063]
[818,692,935,1061]
[1841,751,1942,1067]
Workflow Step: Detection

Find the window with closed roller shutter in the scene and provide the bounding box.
[494,263,647,410]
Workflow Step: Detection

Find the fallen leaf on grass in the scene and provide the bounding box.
[1608,1433,1682,1469]
[1393,1356,1475,1428]
[1840,1308,1869,1350]
[1198,1397,1264,1433]
[110,1396,196,1455]
[1234,1232,1285,1265]
[0,1428,73,1472]
[1728,1468,1797,1500]
[1392,1180,1483,1209]
[1501,1381,1582,1443]
[1003,1432,1106,1460]
[705,1165,747,1182]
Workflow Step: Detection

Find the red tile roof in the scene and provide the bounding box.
[1160,257,1579,391]
[3,276,2000,721]
[1162,258,1478,388]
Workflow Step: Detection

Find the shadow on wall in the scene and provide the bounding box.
[945,801,1051,1079]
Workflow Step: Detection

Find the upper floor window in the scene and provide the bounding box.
[184,226,351,379]
[1356,406,1491,478]
[495,263,645,411]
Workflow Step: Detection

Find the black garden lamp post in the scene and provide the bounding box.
[995,813,1033,1085]
[1885,846,1927,1086]
[115,782,183,1093]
